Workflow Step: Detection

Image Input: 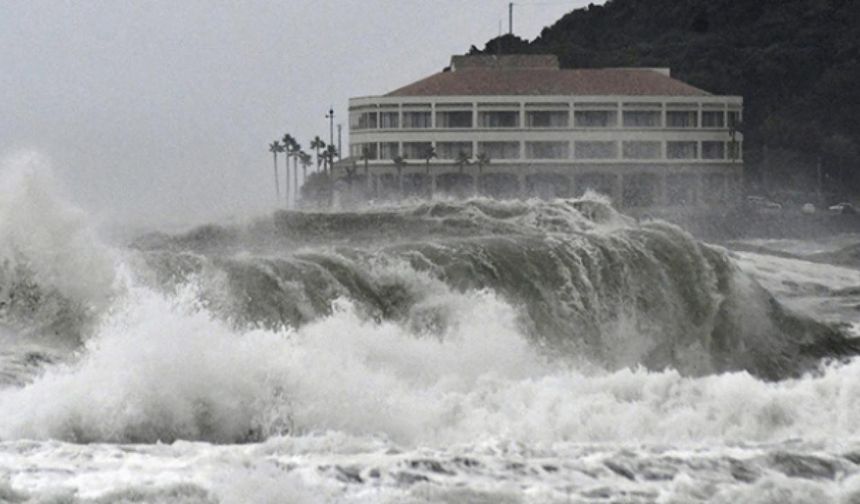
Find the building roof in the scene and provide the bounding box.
[450,54,560,70]
[385,55,711,98]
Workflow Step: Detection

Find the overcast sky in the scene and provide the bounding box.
[1,0,603,226]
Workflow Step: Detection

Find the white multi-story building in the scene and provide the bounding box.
[339,54,743,208]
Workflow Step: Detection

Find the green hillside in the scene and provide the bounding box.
[472,0,860,196]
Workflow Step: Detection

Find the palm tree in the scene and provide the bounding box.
[455,150,471,175]
[299,151,312,186]
[359,146,373,197]
[268,140,284,199]
[321,144,338,207]
[345,161,358,190]
[360,146,372,175]
[323,144,338,175]
[282,134,295,206]
[393,155,407,197]
[423,145,436,199]
[290,139,301,202]
[310,136,326,172]
[474,152,491,196]
[453,150,473,198]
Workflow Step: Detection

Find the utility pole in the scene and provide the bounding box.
[337,124,342,161]
[509,2,513,35]
[325,107,336,207]
[326,107,335,170]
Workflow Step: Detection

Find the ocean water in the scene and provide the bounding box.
[2,153,860,503]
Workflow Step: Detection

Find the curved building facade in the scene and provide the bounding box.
[338,55,743,208]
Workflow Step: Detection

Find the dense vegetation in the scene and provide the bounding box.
[472,0,860,197]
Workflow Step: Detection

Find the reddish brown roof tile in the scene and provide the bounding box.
[385,67,711,97]
[450,54,560,70]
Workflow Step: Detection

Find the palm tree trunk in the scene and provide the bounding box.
[273,153,280,199]
[284,155,291,208]
[293,157,299,206]
[425,160,432,199]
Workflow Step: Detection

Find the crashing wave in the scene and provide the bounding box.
[1,154,858,444]
[0,153,116,345]
[131,197,857,380]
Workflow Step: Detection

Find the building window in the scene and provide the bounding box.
[574,141,617,160]
[702,141,725,160]
[357,112,378,130]
[525,141,569,159]
[351,143,378,160]
[477,141,520,159]
[702,111,725,128]
[362,143,379,160]
[728,111,741,128]
[402,111,432,128]
[526,111,569,128]
[574,110,617,128]
[622,111,661,128]
[667,141,698,159]
[380,112,399,129]
[402,141,433,159]
[666,111,698,128]
[435,111,473,128]
[436,142,473,159]
[380,142,399,160]
[622,141,662,159]
[478,111,519,128]
[728,141,742,160]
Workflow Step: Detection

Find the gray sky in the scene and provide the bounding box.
[1,0,602,225]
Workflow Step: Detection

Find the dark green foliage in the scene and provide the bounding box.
[299,171,332,207]
[473,0,860,194]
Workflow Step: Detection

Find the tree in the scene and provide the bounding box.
[728,120,744,163]
[393,155,407,197]
[423,146,436,198]
[300,171,332,208]
[320,144,339,207]
[345,161,358,190]
[322,144,338,175]
[474,153,491,196]
[455,150,471,175]
[290,139,301,201]
[281,133,295,205]
[360,146,372,178]
[299,151,312,185]
[268,140,284,199]
[310,136,326,172]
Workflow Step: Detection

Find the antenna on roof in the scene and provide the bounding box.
[509,2,514,35]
